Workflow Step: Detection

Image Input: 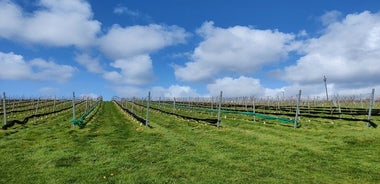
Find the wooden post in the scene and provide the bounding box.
[217,91,223,127]
[3,92,6,126]
[294,90,302,129]
[146,91,151,127]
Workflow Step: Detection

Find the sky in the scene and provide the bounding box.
[1,0,380,100]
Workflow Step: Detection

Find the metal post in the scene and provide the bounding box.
[146,91,151,127]
[367,88,375,127]
[294,90,302,129]
[217,91,223,127]
[72,91,76,121]
[3,92,7,126]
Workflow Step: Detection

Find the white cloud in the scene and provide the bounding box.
[113,84,200,99]
[105,55,154,85]
[113,6,139,16]
[0,0,100,47]
[175,21,297,82]
[320,10,342,26]
[152,85,200,98]
[207,76,266,97]
[75,53,104,73]
[273,83,379,100]
[280,11,380,90]
[80,93,99,99]
[0,0,23,38]
[0,51,76,82]
[98,24,189,60]
[103,71,123,82]
[98,24,189,86]
[0,51,32,80]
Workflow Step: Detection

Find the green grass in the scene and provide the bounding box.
[0,101,379,183]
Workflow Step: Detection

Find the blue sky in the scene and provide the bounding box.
[1,0,380,100]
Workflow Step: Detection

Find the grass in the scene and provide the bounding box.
[0,101,379,183]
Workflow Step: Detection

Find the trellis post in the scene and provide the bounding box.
[146,91,151,127]
[53,96,56,112]
[252,97,256,122]
[217,91,223,127]
[35,98,40,115]
[3,92,6,126]
[173,97,176,113]
[72,92,76,123]
[294,90,302,129]
[367,88,375,127]
[323,75,329,101]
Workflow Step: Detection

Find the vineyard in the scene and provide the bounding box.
[1,91,380,183]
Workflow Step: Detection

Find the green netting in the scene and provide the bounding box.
[71,101,99,128]
[153,102,294,124]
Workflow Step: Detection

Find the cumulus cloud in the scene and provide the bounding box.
[280,11,380,90]
[0,51,76,82]
[0,0,100,47]
[207,76,266,97]
[98,24,189,60]
[175,21,297,82]
[152,85,200,98]
[99,24,189,86]
[106,55,155,85]
[75,53,104,73]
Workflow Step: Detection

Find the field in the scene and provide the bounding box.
[1,99,380,183]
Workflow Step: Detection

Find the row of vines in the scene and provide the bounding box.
[1,92,102,130]
[113,89,379,128]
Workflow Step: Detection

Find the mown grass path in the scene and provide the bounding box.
[0,101,379,183]
[0,102,140,183]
